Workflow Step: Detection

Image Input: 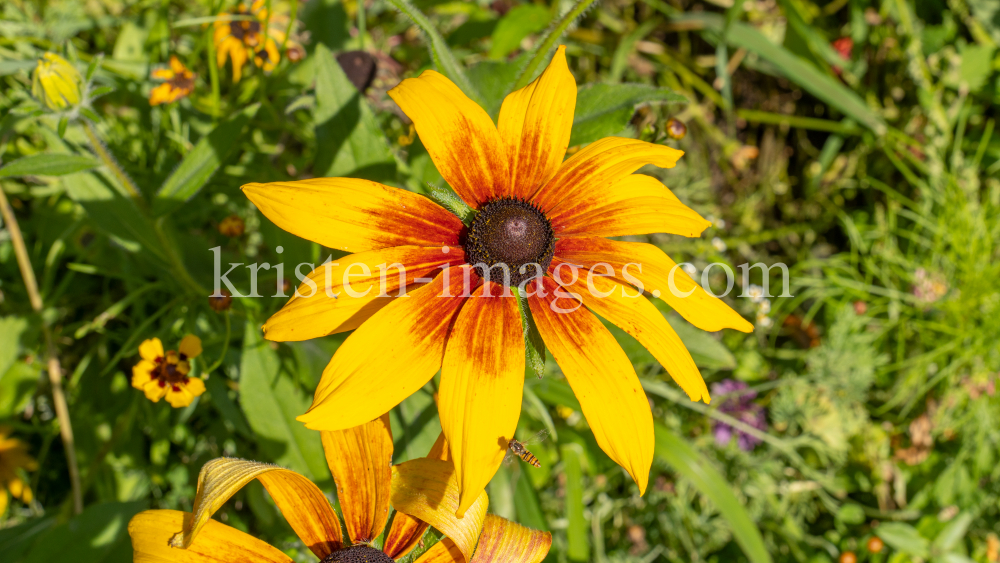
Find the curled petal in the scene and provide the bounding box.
[170,458,342,558]
[470,514,552,563]
[130,510,292,563]
[413,538,465,563]
[320,414,393,543]
[390,458,488,563]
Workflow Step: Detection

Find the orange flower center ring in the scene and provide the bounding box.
[464,197,555,287]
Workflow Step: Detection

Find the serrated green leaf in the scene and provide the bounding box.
[238,321,329,482]
[569,83,687,146]
[654,424,772,563]
[153,103,259,215]
[489,5,551,60]
[0,153,97,178]
[313,44,396,181]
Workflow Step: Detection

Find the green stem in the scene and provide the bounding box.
[82,120,141,200]
[736,109,861,134]
[513,0,600,90]
[203,312,232,375]
[206,15,221,119]
[357,0,366,50]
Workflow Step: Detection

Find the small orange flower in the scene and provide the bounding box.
[213,0,288,82]
[131,335,206,408]
[0,428,38,514]
[149,56,196,106]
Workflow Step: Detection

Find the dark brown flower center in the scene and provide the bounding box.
[230,13,262,45]
[321,545,394,563]
[464,197,555,288]
[153,352,191,387]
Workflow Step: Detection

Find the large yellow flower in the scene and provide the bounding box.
[131,335,206,408]
[0,427,37,515]
[242,46,753,516]
[128,418,551,563]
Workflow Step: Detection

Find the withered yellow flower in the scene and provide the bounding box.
[0,427,38,515]
[131,335,206,408]
[32,53,83,110]
[243,46,752,516]
[128,418,550,563]
[149,55,196,106]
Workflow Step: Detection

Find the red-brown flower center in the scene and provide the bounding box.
[230,11,262,45]
[464,197,555,288]
[320,545,394,563]
[152,352,191,388]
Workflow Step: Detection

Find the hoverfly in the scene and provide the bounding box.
[504,430,549,468]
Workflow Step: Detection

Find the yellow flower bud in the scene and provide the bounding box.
[32,53,83,110]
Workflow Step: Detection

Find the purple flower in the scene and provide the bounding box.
[711,379,767,451]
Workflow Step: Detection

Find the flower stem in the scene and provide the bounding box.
[0,186,83,515]
[203,311,232,375]
[82,120,141,200]
[513,0,600,90]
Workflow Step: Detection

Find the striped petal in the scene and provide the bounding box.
[263,246,465,342]
[413,539,465,563]
[390,458,489,563]
[170,458,342,558]
[548,174,711,238]
[498,45,576,199]
[527,276,653,494]
[549,261,709,403]
[383,511,430,560]
[242,178,464,253]
[130,510,291,563]
[320,414,393,544]
[470,515,552,563]
[439,282,525,518]
[554,238,753,333]
[298,267,475,431]
[530,138,684,213]
[388,71,509,207]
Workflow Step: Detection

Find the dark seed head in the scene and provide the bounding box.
[321,545,394,563]
[665,118,687,140]
[464,197,555,288]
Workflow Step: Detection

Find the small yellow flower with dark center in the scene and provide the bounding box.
[0,427,38,514]
[128,421,551,563]
[131,335,206,408]
[32,53,83,110]
[149,56,196,106]
[242,45,753,516]
[213,0,288,82]
[217,214,245,237]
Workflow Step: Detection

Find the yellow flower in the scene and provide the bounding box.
[0,427,38,514]
[149,55,196,106]
[32,53,83,110]
[242,46,753,515]
[131,335,206,408]
[128,420,551,563]
[213,0,287,82]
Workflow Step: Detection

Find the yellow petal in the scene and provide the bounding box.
[170,458,342,558]
[242,179,464,253]
[139,338,164,361]
[470,514,552,563]
[130,510,292,563]
[498,45,575,199]
[550,261,709,404]
[548,174,711,238]
[320,414,393,543]
[413,539,464,563]
[166,385,195,408]
[297,267,472,431]
[143,380,167,402]
[390,458,488,563]
[179,335,203,359]
[185,377,207,397]
[554,238,753,333]
[383,512,430,560]
[263,246,464,342]
[132,360,155,389]
[170,55,187,74]
[439,282,524,517]
[388,70,509,207]
[0,490,7,516]
[527,276,653,494]
[531,137,684,213]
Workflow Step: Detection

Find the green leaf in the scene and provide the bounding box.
[513,466,549,531]
[835,503,866,525]
[0,362,40,418]
[514,287,546,379]
[153,103,259,216]
[62,170,164,260]
[569,83,687,146]
[205,374,253,438]
[664,314,737,370]
[466,56,527,117]
[561,443,590,562]
[875,522,930,558]
[426,183,474,224]
[384,0,485,106]
[654,424,772,563]
[21,501,145,563]
[0,154,97,178]
[238,321,330,482]
[675,11,886,134]
[933,513,973,553]
[489,4,551,60]
[313,44,396,181]
[0,516,55,562]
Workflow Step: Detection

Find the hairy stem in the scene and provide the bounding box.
[514,0,600,90]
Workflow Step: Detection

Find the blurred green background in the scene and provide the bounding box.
[2,0,1000,562]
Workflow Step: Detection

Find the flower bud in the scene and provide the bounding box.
[209,288,233,312]
[218,214,245,237]
[32,53,83,111]
[665,117,687,140]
